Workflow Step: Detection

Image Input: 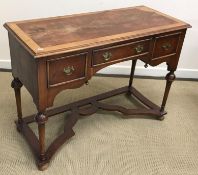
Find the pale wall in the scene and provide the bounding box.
[0,0,197,78]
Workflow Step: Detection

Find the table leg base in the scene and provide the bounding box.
[37,160,49,171]
[158,116,165,121]
[15,86,167,170]
[157,112,167,121]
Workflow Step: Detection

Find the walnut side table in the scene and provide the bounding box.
[4,6,191,170]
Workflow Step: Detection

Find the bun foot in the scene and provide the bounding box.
[158,110,167,121]
[37,160,49,171]
[158,116,165,121]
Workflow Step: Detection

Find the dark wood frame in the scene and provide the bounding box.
[11,58,175,170]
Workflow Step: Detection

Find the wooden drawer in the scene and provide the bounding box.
[92,39,151,66]
[152,33,181,59]
[47,53,87,87]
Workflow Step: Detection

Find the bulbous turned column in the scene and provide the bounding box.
[35,112,48,170]
[11,78,23,124]
[159,70,176,120]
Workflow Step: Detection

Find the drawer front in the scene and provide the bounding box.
[92,39,151,66]
[153,33,181,59]
[47,53,87,87]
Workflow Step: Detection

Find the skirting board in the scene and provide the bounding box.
[0,60,198,79]
[0,60,11,69]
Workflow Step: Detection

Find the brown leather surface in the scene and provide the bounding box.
[17,8,176,47]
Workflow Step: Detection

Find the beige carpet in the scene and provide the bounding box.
[0,72,198,175]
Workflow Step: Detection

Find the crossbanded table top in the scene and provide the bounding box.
[4,6,190,57]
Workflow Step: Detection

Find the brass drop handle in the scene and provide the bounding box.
[135,45,144,54]
[103,52,112,61]
[162,43,172,51]
[63,66,75,75]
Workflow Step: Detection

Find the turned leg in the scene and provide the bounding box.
[35,112,48,170]
[129,59,137,88]
[159,70,176,120]
[11,78,23,125]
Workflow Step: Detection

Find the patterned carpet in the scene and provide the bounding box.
[0,72,198,175]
